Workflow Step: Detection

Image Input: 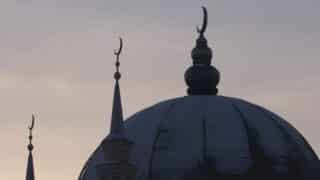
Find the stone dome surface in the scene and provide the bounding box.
[79,95,319,180]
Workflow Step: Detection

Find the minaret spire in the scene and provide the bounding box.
[108,37,124,139]
[96,37,136,180]
[26,114,35,180]
[184,7,220,95]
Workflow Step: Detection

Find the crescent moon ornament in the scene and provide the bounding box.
[27,114,35,151]
[197,6,208,35]
[29,114,35,130]
[114,37,123,56]
[113,37,123,80]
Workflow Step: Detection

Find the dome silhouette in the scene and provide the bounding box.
[78,7,319,180]
[79,96,319,180]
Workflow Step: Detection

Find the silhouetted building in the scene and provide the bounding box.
[77,7,320,180]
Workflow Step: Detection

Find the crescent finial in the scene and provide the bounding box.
[29,114,35,130]
[196,6,208,35]
[27,114,35,151]
[113,37,123,80]
[114,37,123,56]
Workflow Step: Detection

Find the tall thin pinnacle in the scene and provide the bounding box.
[109,37,125,138]
[26,114,35,180]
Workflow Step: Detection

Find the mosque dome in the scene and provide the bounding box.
[80,95,319,180]
[78,7,319,180]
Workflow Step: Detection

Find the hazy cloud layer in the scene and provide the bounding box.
[1,0,319,179]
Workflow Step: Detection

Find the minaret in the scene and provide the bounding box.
[96,38,136,180]
[26,115,35,180]
[184,7,220,95]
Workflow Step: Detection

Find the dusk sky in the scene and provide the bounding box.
[1,0,320,179]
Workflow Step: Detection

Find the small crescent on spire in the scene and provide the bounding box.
[196,6,208,35]
[114,37,123,56]
[29,114,35,130]
[27,114,35,151]
[113,37,123,80]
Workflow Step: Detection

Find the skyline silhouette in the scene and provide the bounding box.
[1,1,320,179]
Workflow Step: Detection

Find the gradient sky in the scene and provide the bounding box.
[1,0,320,179]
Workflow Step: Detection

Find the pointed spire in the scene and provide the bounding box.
[26,114,35,180]
[96,37,136,180]
[108,37,125,139]
[184,7,220,95]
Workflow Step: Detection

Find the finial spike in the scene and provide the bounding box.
[185,7,220,95]
[28,114,35,151]
[114,37,123,80]
[196,6,208,36]
[26,114,36,180]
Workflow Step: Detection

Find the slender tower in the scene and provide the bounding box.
[96,38,136,180]
[26,115,35,180]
